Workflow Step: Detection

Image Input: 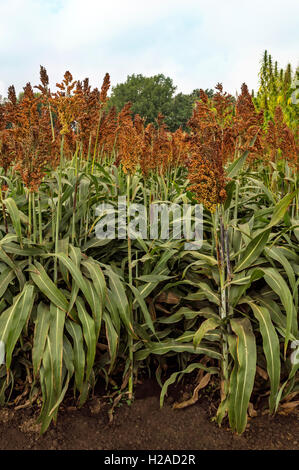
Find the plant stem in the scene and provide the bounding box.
[214,205,230,421]
[28,191,32,264]
[38,194,43,244]
[91,111,102,175]
[127,173,134,400]
[72,144,80,245]
[32,192,37,245]
[54,135,64,284]
[0,188,8,234]
[28,190,32,240]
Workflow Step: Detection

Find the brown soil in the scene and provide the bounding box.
[0,379,298,450]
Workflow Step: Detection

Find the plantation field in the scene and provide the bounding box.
[0,54,298,444]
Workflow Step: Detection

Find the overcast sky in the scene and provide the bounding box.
[0,0,298,98]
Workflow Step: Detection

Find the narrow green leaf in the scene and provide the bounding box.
[49,303,65,393]
[0,284,35,369]
[267,192,296,229]
[103,312,118,374]
[29,261,68,312]
[193,318,220,348]
[32,302,51,378]
[54,253,93,309]
[65,319,85,394]
[264,246,295,291]
[4,197,23,247]
[234,229,270,273]
[105,268,135,337]
[0,267,15,298]
[82,259,106,337]
[246,301,281,412]
[226,150,249,179]
[227,334,238,430]
[160,363,218,407]
[135,340,222,361]
[229,318,256,434]
[129,284,155,334]
[76,297,96,382]
[263,267,296,355]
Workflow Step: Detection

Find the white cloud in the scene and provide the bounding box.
[0,0,298,96]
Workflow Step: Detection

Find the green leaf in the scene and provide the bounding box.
[32,302,51,378]
[137,274,174,282]
[259,298,286,331]
[76,297,96,384]
[37,303,66,433]
[65,319,85,395]
[81,259,106,337]
[234,229,270,273]
[245,301,281,412]
[227,334,238,430]
[135,340,222,361]
[105,268,135,337]
[193,318,220,348]
[0,284,35,369]
[105,288,121,335]
[48,303,65,393]
[229,318,256,434]
[263,267,296,356]
[157,306,218,324]
[264,246,295,291]
[185,282,220,305]
[0,267,15,298]
[63,335,74,377]
[39,340,55,432]
[4,198,23,247]
[0,234,18,246]
[247,178,276,204]
[54,253,93,309]
[160,362,218,407]
[103,312,118,374]
[29,261,69,312]
[267,192,297,229]
[226,150,249,179]
[129,284,155,334]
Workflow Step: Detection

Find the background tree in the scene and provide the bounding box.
[166,88,214,131]
[109,73,215,131]
[109,74,176,126]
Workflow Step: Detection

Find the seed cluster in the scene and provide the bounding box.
[0,68,297,204]
[186,83,298,211]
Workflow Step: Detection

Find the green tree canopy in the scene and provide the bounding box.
[109,73,176,125]
[109,73,215,131]
[166,88,215,131]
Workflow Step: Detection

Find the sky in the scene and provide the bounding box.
[0,0,298,99]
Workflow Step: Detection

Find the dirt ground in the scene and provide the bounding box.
[0,379,298,450]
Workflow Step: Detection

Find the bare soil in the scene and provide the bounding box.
[0,379,298,450]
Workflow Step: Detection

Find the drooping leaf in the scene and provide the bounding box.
[29,261,68,312]
[32,302,51,378]
[76,297,96,383]
[0,284,35,369]
[193,317,220,348]
[229,318,256,434]
[160,362,218,407]
[234,229,270,273]
[244,300,281,412]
